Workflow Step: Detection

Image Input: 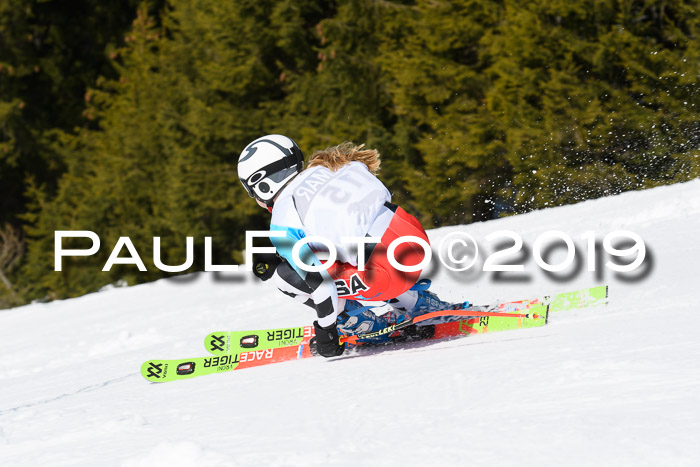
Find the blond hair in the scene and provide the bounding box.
[306,142,381,174]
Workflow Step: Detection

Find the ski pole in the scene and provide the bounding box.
[341,307,543,345]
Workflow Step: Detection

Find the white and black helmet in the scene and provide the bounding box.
[237,134,304,208]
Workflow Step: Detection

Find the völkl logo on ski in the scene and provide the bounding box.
[209,334,225,352]
[146,362,163,378]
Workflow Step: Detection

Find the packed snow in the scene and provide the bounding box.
[1,180,699,466]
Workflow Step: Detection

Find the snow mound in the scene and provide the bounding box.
[1,180,699,466]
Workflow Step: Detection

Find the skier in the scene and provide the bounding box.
[238,134,466,357]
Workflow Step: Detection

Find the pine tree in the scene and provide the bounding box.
[271,0,400,192]
[379,0,505,225]
[1,0,142,302]
[484,0,700,212]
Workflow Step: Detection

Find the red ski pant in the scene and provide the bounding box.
[326,206,428,301]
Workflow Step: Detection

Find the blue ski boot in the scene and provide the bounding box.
[408,279,470,316]
[336,300,393,345]
[382,279,470,339]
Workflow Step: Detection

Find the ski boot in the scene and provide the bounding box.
[408,279,469,316]
[385,279,470,337]
[336,299,394,345]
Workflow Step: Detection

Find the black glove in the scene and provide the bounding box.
[252,252,282,281]
[311,321,345,358]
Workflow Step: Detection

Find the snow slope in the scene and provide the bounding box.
[1,180,699,467]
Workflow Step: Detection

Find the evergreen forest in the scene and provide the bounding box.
[1,0,698,307]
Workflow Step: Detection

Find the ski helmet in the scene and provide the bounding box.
[237,134,304,208]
